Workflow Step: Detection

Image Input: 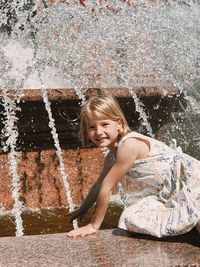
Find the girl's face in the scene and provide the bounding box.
[86,113,122,151]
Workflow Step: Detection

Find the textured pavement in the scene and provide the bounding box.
[0,229,199,267]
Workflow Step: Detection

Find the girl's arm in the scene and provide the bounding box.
[67,153,113,222]
[91,142,138,230]
[67,139,141,237]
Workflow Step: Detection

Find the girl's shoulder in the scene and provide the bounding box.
[118,131,151,150]
[118,134,141,149]
[118,131,146,145]
[117,133,147,162]
[119,131,175,156]
[108,135,140,163]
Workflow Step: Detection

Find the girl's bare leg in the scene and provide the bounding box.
[196,220,200,234]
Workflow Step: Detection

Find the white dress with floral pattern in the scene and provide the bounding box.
[114,132,200,237]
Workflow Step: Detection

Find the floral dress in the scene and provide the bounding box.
[113,132,200,237]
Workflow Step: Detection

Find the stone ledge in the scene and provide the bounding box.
[0,229,199,267]
[0,87,180,101]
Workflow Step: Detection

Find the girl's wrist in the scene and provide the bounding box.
[90,223,99,231]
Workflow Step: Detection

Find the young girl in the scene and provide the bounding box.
[67,95,200,238]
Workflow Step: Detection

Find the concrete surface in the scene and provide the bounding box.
[0,228,199,267]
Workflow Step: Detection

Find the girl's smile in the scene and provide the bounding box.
[86,115,122,151]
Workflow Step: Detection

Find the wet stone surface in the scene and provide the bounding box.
[0,229,199,267]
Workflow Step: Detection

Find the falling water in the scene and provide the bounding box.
[171,112,188,143]
[128,88,154,137]
[0,0,200,234]
[42,87,78,229]
[0,1,199,91]
[1,91,24,236]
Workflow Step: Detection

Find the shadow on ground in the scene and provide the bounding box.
[112,228,200,248]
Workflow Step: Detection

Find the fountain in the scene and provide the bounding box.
[0,0,200,238]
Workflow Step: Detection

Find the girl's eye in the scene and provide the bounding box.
[102,123,109,126]
[87,125,95,129]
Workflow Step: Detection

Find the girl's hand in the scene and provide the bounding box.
[66,223,98,238]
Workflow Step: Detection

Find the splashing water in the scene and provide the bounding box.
[0,0,200,234]
[0,1,199,91]
[1,90,24,236]
[42,86,78,229]
[128,87,154,137]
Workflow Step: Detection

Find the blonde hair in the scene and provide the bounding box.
[80,95,131,146]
